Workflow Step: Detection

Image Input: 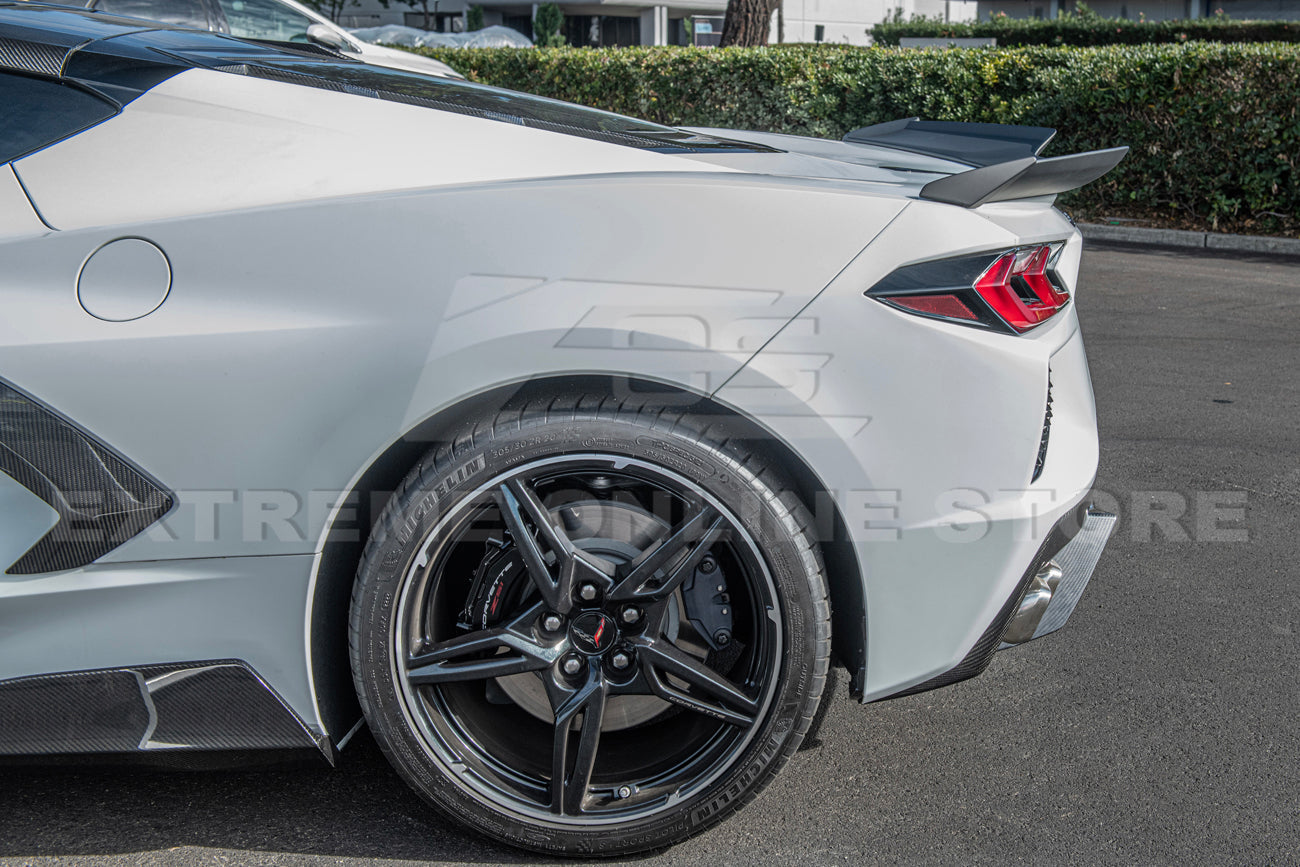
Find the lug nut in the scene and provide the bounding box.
[616,785,633,799]
[610,650,632,671]
[620,605,642,625]
[542,614,563,633]
[578,583,599,602]
[561,655,583,676]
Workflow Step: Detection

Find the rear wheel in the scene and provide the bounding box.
[349,403,830,855]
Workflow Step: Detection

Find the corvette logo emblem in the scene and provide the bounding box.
[570,612,616,654]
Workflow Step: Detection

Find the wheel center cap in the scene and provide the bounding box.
[570,612,617,655]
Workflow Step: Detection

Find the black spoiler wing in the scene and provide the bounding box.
[919,147,1129,207]
[843,118,1128,208]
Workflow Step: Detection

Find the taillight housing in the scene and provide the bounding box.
[866,243,1071,334]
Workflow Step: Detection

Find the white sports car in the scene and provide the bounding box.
[0,4,1122,856]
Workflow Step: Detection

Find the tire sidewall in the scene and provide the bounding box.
[352,414,823,855]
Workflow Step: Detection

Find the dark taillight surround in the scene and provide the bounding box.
[866,243,1071,335]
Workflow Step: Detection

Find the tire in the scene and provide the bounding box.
[349,400,831,856]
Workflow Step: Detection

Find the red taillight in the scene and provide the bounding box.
[973,245,1070,333]
[865,242,1071,335]
[888,294,980,321]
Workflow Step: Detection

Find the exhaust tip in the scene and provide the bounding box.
[1001,560,1063,646]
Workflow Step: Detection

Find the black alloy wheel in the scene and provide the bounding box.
[350,402,830,855]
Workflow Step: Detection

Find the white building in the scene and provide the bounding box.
[340,0,978,45]
[339,0,726,44]
[780,0,976,44]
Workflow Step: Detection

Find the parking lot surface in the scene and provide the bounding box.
[2,245,1297,866]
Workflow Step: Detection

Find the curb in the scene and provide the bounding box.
[1079,223,1300,258]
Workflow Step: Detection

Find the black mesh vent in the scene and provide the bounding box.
[0,34,67,77]
[0,379,174,575]
[1032,374,1053,483]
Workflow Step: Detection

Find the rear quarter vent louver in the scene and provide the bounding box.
[1032,375,1053,483]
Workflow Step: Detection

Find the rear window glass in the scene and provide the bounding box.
[90,0,211,30]
[0,72,118,165]
[212,0,314,43]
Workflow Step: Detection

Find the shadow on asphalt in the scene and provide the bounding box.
[0,729,558,863]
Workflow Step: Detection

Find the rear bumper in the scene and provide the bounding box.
[881,504,1114,700]
[1001,509,1116,648]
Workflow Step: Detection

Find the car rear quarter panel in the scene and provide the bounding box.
[0,173,903,562]
[718,199,1098,699]
[0,165,902,731]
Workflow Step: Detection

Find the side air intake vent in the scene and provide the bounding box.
[0,379,174,575]
[0,35,66,77]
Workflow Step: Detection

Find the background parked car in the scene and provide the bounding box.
[348,23,533,48]
[76,0,463,77]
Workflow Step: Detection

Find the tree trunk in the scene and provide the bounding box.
[719,0,775,47]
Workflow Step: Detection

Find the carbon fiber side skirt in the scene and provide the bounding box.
[0,660,327,757]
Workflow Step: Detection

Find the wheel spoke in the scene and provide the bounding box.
[495,477,614,612]
[610,506,727,602]
[550,670,609,815]
[495,478,574,611]
[506,477,576,560]
[636,639,758,727]
[407,602,557,685]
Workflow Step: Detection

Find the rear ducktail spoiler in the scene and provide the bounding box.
[843,118,1128,208]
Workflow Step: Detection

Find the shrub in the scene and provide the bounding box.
[534,3,565,47]
[869,11,1300,47]
[416,43,1300,235]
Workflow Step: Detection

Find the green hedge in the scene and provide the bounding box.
[870,15,1300,47]
[417,44,1300,236]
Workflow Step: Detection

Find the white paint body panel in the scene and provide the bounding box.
[16,69,723,230]
[0,474,58,570]
[718,200,1094,698]
[0,166,47,240]
[0,54,1101,732]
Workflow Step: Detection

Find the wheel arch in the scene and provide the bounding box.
[306,374,867,744]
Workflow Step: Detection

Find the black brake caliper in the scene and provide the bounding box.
[681,554,734,652]
[460,539,531,631]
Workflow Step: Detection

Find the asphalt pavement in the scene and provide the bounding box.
[2,245,1297,866]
